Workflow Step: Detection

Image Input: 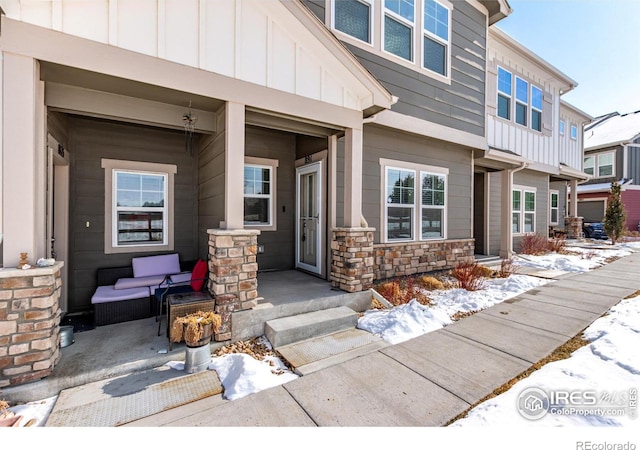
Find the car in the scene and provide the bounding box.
[583,222,608,240]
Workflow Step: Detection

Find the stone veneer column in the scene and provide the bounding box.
[207,229,260,342]
[330,227,375,293]
[564,216,584,240]
[0,263,63,387]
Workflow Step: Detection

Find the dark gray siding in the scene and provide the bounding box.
[627,144,640,185]
[68,116,198,313]
[338,124,472,243]
[306,1,487,136]
[582,145,622,186]
[245,126,296,271]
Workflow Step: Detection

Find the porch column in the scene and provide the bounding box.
[223,101,245,230]
[499,169,513,258]
[343,127,363,227]
[2,53,46,267]
[569,179,579,217]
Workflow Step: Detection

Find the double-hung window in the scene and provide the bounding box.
[584,152,615,178]
[386,167,415,240]
[559,120,565,136]
[384,0,415,61]
[420,172,446,239]
[102,159,176,254]
[512,187,536,234]
[497,67,512,120]
[423,0,449,76]
[244,158,278,229]
[515,77,528,126]
[334,0,373,44]
[531,85,543,132]
[383,159,448,242]
[570,124,578,140]
[550,190,559,225]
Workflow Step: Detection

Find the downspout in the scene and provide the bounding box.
[501,162,527,258]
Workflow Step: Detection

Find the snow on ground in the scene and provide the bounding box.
[4,240,640,428]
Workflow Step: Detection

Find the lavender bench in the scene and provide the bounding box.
[91,254,192,326]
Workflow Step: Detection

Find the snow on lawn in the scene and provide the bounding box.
[450,293,640,426]
[514,245,632,272]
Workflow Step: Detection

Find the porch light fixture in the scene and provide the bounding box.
[183,101,198,155]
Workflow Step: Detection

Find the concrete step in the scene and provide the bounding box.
[277,329,389,376]
[264,306,358,348]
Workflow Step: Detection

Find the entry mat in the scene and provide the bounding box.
[46,370,223,427]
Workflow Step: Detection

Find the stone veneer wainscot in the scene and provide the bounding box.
[0,263,64,387]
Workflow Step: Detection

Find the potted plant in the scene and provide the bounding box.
[170,311,222,373]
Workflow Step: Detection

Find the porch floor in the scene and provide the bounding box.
[2,270,369,403]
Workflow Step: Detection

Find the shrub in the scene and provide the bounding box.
[376,277,432,306]
[517,233,550,255]
[476,265,495,278]
[547,236,566,253]
[451,261,485,291]
[419,275,445,290]
[496,258,517,278]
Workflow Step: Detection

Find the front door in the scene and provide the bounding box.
[296,161,323,275]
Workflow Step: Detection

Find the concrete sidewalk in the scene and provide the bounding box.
[116,252,640,427]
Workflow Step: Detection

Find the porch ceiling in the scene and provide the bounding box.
[40,61,225,113]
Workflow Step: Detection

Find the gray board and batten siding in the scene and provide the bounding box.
[626,137,640,187]
[336,124,473,243]
[305,0,488,136]
[65,116,199,313]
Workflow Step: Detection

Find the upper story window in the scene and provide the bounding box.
[330,0,452,82]
[531,86,543,132]
[497,67,512,120]
[334,0,373,43]
[570,124,578,140]
[584,151,615,178]
[384,0,415,61]
[515,77,528,126]
[559,120,565,135]
[423,0,449,76]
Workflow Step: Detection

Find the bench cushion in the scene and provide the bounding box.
[91,285,150,304]
[132,253,181,278]
[114,275,167,290]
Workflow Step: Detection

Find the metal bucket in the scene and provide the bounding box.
[184,343,211,373]
[60,325,75,348]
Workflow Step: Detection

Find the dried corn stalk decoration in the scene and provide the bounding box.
[170,311,222,346]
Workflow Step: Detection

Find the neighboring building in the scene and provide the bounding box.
[480,27,591,257]
[578,110,640,230]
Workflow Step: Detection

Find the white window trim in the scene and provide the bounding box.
[531,84,543,132]
[497,65,512,121]
[380,158,449,243]
[584,151,616,179]
[101,159,176,255]
[244,157,279,231]
[549,190,559,226]
[328,0,452,84]
[512,185,537,235]
[583,155,595,176]
[419,170,447,240]
[382,1,415,63]
[559,119,565,136]
[570,124,578,140]
[514,76,528,127]
[421,0,451,78]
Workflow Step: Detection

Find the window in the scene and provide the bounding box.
[423,0,449,76]
[334,0,372,43]
[497,67,512,120]
[570,124,578,140]
[515,77,528,126]
[420,172,446,238]
[386,167,415,240]
[331,0,451,81]
[550,190,559,225]
[382,159,448,242]
[384,0,415,61]
[559,120,565,136]
[102,159,176,254]
[244,157,278,229]
[583,152,615,179]
[531,85,542,132]
[512,187,536,234]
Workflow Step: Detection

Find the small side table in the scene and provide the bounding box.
[166,291,215,350]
